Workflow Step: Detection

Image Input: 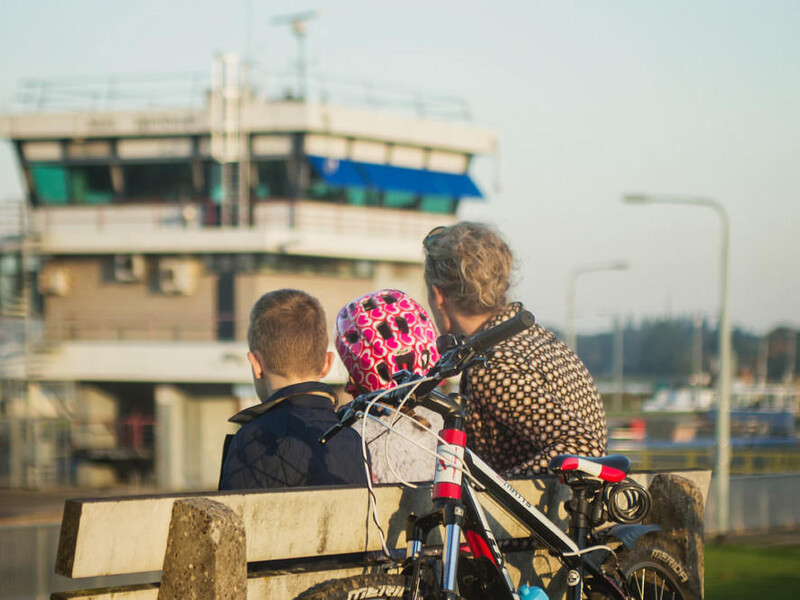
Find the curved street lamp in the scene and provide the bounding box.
[623,192,731,536]
[566,260,629,352]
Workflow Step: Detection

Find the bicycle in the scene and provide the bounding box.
[296,310,696,600]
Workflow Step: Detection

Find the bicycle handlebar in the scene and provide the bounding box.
[320,309,535,444]
[465,309,535,355]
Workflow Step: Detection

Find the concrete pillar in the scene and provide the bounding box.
[155,385,188,490]
[158,498,247,600]
[194,398,237,490]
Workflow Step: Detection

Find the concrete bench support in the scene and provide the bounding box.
[645,474,706,600]
[158,498,246,600]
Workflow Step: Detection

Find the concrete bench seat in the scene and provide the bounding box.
[51,470,710,600]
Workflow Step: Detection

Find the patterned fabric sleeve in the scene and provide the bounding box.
[461,303,608,477]
[466,361,606,475]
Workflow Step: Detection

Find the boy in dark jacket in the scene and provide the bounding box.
[219,289,368,490]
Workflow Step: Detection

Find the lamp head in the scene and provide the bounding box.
[622,194,653,204]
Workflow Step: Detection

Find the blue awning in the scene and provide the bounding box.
[431,171,483,198]
[307,156,365,187]
[307,155,483,199]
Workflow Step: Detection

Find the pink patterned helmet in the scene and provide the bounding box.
[335,289,440,396]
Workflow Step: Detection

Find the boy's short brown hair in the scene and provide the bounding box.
[247,289,328,378]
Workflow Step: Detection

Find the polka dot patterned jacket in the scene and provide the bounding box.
[461,303,608,476]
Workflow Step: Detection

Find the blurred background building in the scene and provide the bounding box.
[0,51,495,491]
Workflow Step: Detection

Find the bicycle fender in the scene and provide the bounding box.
[602,523,661,551]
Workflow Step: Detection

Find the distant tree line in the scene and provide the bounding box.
[568,317,798,384]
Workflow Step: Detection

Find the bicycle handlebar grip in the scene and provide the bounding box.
[467,309,535,353]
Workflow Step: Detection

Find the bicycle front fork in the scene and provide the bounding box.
[405,504,463,600]
[441,504,464,596]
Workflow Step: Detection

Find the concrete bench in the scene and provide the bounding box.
[51,470,710,600]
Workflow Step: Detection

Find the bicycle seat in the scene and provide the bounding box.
[548,454,630,483]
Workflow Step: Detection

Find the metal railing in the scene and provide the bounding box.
[8,68,473,123]
[253,199,454,241]
[0,200,27,246]
[705,472,800,534]
[622,447,800,475]
[0,521,157,600]
[41,316,225,343]
[0,418,72,489]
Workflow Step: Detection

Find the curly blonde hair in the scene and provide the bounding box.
[423,222,514,316]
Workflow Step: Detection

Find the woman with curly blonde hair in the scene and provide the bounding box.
[423,222,607,476]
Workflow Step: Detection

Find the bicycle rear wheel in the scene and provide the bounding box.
[624,562,689,600]
[293,573,413,600]
[589,545,696,600]
[620,545,696,600]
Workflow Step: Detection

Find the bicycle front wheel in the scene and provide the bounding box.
[293,574,413,600]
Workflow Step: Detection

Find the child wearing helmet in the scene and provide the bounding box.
[335,289,444,484]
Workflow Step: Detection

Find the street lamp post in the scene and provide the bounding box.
[623,193,731,536]
[566,261,629,352]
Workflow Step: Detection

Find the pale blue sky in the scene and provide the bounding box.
[1,1,798,334]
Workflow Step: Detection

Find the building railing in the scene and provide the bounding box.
[9,69,473,122]
[0,199,27,245]
[253,200,453,240]
[41,317,224,343]
[30,199,454,247]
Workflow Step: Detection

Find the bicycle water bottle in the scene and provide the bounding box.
[518,584,549,600]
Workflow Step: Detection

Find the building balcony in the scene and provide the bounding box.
[1,337,349,385]
[29,199,454,263]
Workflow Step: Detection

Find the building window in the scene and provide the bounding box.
[254,160,290,198]
[69,165,114,204]
[420,195,456,214]
[30,163,114,205]
[123,163,193,200]
[383,190,418,209]
[31,164,69,205]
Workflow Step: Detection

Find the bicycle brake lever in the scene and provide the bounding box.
[319,422,343,445]
[320,405,359,444]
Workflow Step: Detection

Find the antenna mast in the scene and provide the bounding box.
[272,10,318,101]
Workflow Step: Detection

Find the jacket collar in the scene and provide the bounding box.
[228,381,337,424]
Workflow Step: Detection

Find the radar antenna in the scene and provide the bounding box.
[272,10,318,101]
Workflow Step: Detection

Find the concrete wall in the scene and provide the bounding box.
[40,254,428,345]
[236,263,427,340]
[42,256,216,341]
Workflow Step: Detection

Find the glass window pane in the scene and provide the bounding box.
[383,190,417,209]
[69,166,114,204]
[346,187,367,206]
[420,195,455,214]
[255,160,290,198]
[123,163,193,199]
[30,164,69,205]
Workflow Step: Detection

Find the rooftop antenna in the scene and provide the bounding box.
[272,10,318,101]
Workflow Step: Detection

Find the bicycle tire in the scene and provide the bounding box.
[622,545,697,600]
[589,545,697,600]
[293,573,413,600]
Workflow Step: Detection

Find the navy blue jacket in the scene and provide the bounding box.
[219,382,369,490]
